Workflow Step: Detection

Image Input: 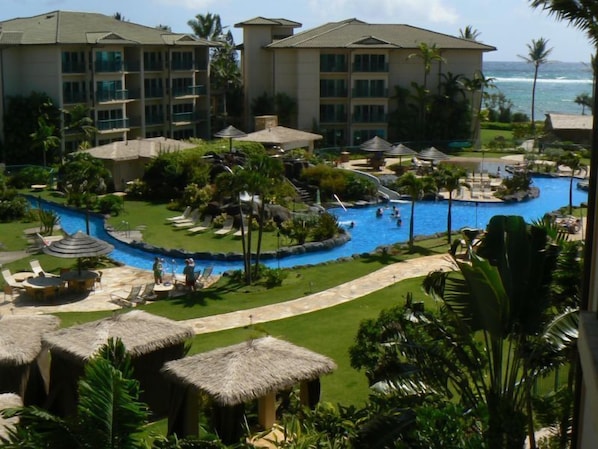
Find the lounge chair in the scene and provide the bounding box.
[172,210,201,229]
[27,232,65,253]
[196,266,214,288]
[109,285,143,308]
[138,282,156,302]
[187,215,212,234]
[2,269,25,291]
[30,259,59,278]
[214,218,234,236]
[166,206,192,222]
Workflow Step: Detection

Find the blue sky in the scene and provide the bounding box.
[4,0,594,62]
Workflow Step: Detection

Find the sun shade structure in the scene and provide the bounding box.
[359,135,393,152]
[214,125,247,152]
[161,336,337,442]
[0,315,59,405]
[42,230,114,275]
[417,146,450,161]
[385,143,418,158]
[42,310,193,417]
[233,126,323,151]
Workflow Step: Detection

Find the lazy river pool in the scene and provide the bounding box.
[32,176,588,275]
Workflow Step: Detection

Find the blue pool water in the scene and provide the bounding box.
[31,176,588,275]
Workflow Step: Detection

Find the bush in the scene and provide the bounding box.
[0,196,28,222]
[8,166,51,189]
[97,194,124,216]
[263,267,288,288]
[182,183,214,210]
[312,212,341,241]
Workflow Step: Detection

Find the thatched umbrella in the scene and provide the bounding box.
[214,125,246,152]
[0,315,60,403]
[161,336,337,442]
[42,230,114,275]
[360,135,393,152]
[417,146,450,162]
[385,143,418,166]
[42,310,193,417]
[0,393,22,440]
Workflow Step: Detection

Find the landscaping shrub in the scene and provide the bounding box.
[97,194,124,216]
[263,267,288,288]
[312,212,342,241]
[181,183,214,210]
[0,196,28,222]
[280,215,316,245]
[300,164,375,201]
[8,165,51,189]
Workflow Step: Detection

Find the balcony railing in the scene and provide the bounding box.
[352,87,388,98]
[320,113,347,123]
[320,64,348,72]
[352,62,388,72]
[171,112,197,122]
[144,60,164,71]
[170,61,194,71]
[97,118,129,130]
[62,61,86,73]
[352,113,387,123]
[95,61,123,72]
[320,88,348,98]
[96,89,128,102]
[145,114,165,125]
[172,85,206,97]
[63,91,88,104]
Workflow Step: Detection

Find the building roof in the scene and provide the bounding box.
[83,137,198,161]
[0,11,216,47]
[545,113,593,131]
[233,126,322,148]
[161,336,337,406]
[0,315,60,366]
[266,18,495,51]
[234,17,302,28]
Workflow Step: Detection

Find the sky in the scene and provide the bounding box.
[3,0,595,63]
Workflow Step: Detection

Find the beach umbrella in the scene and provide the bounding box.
[417,146,450,162]
[360,135,393,152]
[42,230,114,275]
[214,125,246,152]
[385,143,418,165]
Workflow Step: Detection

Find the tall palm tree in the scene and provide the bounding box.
[432,164,468,244]
[574,92,592,114]
[459,25,481,41]
[518,37,553,137]
[30,117,60,167]
[462,70,495,147]
[558,151,581,214]
[395,172,435,249]
[187,12,223,41]
[408,42,446,92]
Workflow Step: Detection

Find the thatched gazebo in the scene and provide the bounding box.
[42,310,193,417]
[161,336,337,443]
[0,393,22,440]
[0,315,59,405]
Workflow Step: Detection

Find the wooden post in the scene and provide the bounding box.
[258,391,276,429]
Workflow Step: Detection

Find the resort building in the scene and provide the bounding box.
[0,11,217,154]
[235,17,495,147]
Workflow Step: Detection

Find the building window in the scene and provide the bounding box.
[172,103,194,122]
[145,104,164,125]
[320,104,346,123]
[353,79,386,97]
[95,51,122,72]
[171,78,194,96]
[320,79,347,97]
[62,51,86,73]
[144,78,164,98]
[171,52,193,70]
[353,54,387,72]
[353,129,385,145]
[63,81,87,103]
[97,109,127,130]
[321,128,346,147]
[353,105,386,123]
[143,51,163,71]
[320,54,347,72]
[96,80,126,102]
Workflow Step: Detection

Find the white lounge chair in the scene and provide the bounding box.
[172,210,200,228]
[30,259,59,278]
[187,215,212,234]
[214,218,234,236]
[2,269,25,291]
[109,285,143,308]
[166,206,192,222]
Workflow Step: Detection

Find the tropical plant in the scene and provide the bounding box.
[557,151,581,214]
[432,164,468,244]
[62,104,96,153]
[574,92,592,115]
[0,338,149,448]
[30,116,60,167]
[394,172,436,249]
[518,37,553,137]
[459,25,482,41]
[461,70,496,145]
[58,152,112,207]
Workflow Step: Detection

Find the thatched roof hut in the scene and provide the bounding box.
[42,310,193,417]
[161,336,336,442]
[0,393,22,440]
[0,315,59,404]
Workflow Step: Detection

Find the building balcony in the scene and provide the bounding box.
[171,112,198,123]
[96,89,129,102]
[352,88,388,98]
[145,87,164,99]
[352,62,388,72]
[172,85,206,97]
[145,114,165,125]
[62,62,87,74]
[320,64,348,72]
[97,118,129,131]
[320,89,348,98]
[95,61,123,72]
[63,91,89,104]
[124,61,140,72]
[352,113,387,123]
[144,60,164,71]
[320,114,347,124]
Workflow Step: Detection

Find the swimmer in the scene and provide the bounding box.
[349,221,355,228]
[376,208,383,217]
[397,217,402,226]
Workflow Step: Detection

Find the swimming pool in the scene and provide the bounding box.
[32,176,587,274]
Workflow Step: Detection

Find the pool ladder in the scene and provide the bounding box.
[114,220,131,238]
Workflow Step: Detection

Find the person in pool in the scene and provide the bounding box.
[376,208,383,217]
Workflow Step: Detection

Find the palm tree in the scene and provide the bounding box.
[408,42,446,92]
[518,37,553,138]
[462,70,495,147]
[432,164,468,244]
[395,172,435,249]
[62,104,96,155]
[459,25,481,41]
[187,12,223,41]
[574,92,592,114]
[30,116,60,167]
[558,151,581,214]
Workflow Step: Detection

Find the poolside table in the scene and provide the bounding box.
[153,283,174,299]
[60,270,99,293]
[22,277,65,301]
[12,271,35,283]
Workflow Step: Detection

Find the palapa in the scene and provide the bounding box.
[42,230,114,275]
[360,135,393,152]
[161,336,337,406]
[417,146,450,161]
[0,315,60,366]
[42,310,193,361]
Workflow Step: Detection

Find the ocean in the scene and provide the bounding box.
[483,61,593,118]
